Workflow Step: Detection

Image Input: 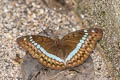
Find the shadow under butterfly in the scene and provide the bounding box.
[41,0,74,13]
[17,28,103,70]
[21,53,94,80]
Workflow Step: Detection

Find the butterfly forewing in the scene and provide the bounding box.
[61,30,85,56]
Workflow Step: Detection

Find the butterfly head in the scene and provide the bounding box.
[17,36,22,45]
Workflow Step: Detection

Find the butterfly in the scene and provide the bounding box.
[17,28,103,70]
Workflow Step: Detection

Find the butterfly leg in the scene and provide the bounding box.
[72,0,77,5]
[68,68,80,73]
[41,0,48,7]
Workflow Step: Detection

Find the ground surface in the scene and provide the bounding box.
[0,0,112,80]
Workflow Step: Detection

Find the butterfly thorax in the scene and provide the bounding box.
[54,38,62,49]
[53,38,67,60]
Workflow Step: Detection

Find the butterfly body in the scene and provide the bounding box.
[17,28,103,70]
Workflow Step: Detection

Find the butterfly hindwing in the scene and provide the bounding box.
[17,35,66,69]
[61,28,103,67]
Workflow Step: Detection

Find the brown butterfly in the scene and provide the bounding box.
[17,28,103,70]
